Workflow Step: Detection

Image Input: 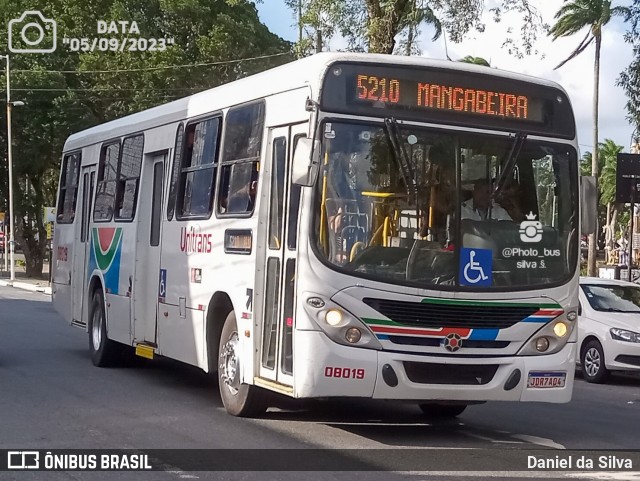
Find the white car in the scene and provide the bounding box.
[578,277,640,383]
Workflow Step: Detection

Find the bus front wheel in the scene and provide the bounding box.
[418,403,467,418]
[218,311,266,417]
[88,289,120,367]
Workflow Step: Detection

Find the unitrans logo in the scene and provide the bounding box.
[9,11,57,53]
[180,226,213,254]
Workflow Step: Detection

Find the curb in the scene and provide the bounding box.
[0,279,52,295]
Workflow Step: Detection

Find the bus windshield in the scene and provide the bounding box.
[313,120,578,290]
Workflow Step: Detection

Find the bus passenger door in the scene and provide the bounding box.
[132,153,166,345]
[258,124,306,386]
[71,165,95,326]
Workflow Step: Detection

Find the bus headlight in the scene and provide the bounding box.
[345,328,362,343]
[536,337,550,352]
[553,322,568,337]
[302,293,382,350]
[518,317,576,356]
[325,309,343,326]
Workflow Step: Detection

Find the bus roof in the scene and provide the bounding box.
[63,52,569,152]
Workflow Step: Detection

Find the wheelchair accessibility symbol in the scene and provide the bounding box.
[459,248,492,286]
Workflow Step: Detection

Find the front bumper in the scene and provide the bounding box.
[294,330,575,403]
[604,339,640,371]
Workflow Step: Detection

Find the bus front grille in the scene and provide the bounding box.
[363,298,539,329]
[389,336,510,349]
[403,361,499,385]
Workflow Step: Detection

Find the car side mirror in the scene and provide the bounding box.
[581,176,597,235]
[291,137,320,187]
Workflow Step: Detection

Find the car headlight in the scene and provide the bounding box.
[303,293,382,350]
[610,328,640,343]
[518,317,576,356]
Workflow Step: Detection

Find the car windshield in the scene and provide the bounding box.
[312,120,578,290]
[581,284,640,313]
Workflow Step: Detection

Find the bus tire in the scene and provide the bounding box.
[88,289,119,367]
[581,339,609,384]
[218,311,266,417]
[418,403,467,418]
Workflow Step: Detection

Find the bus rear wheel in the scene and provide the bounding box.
[218,311,266,417]
[418,403,467,418]
[88,289,120,367]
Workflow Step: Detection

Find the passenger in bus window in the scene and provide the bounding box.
[225,165,258,213]
[461,179,511,221]
[496,180,525,222]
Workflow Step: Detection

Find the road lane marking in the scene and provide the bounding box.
[511,434,565,449]
[565,473,640,480]
[400,471,640,479]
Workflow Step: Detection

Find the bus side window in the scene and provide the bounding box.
[287,134,305,250]
[177,117,221,219]
[94,141,121,222]
[167,123,184,221]
[268,137,287,248]
[56,151,81,224]
[115,134,144,221]
[217,101,265,216]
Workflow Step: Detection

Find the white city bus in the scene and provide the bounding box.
[53,52,589,417]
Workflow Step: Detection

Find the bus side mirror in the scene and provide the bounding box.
[581,175,597,235]
[292,137,320,186]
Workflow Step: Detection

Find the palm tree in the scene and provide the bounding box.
[598,139,624,262]
[549,0,628,276]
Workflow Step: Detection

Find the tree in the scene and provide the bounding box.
[549,0,628,276]
[583,140,624,263]
[0,0,292,277]
[286,0,547,56]
[458,55,490,66]
[618,1,640,136]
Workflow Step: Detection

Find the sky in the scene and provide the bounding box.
[256,0,636,156]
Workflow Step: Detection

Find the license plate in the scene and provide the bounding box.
[527,371,566,388]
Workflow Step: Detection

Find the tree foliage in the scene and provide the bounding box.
[458,55,490,66]
[285,0,547,56]
[549,0,628,70]
[582,139,624,259]
[618,0,640,137]
[548,0,627,276]
[0,0,291,276]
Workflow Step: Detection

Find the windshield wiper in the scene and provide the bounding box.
[492,131,527,199]
[383,117,417,201]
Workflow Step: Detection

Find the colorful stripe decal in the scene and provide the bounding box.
[366,323,472,339]
[88,227,123,295]
[522,308,564,323]
[363,301,564,342]
[420,298,561,308]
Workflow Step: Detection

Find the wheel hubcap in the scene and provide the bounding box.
[220,332,240,395]
[92,307,102,351]
[584,347,601,377]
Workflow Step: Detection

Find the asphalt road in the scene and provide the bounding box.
[1,285,640,481]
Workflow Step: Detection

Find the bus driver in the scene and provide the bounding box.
[461,179,512,221]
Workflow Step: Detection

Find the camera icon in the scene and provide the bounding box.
[8,11,57,53]
[519,212,543,243]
